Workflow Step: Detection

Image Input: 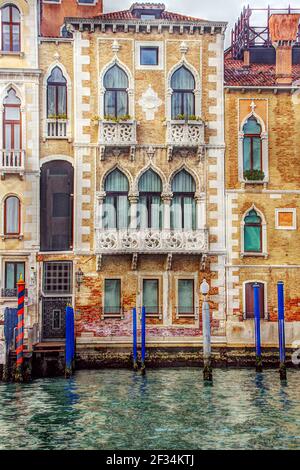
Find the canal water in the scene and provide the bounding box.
[0,368,299,450]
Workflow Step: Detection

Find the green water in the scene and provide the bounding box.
[0,368,299,450]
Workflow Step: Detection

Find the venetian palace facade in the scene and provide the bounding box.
[0,1,299,362]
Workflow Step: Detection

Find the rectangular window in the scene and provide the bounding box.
[178,280,194,316]
[143,279,159,315]
[104,279,121,316]
[245,283,265,319]
[43,262,72,294]
[140,47,159,66]
[140,14,156,20]
[5,262,25,293]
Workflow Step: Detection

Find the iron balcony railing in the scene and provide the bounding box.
[1,288,28,298]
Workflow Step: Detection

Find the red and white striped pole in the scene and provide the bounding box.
[15,274,25,382]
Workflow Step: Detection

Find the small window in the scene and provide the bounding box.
[245,282,265,319]
[78,0,95,3]
[104,279,121,316]
[43,262,72,294]
[5,262,25,290]
[140,47,159,66]
[178,280,194,316]
[140,14,156,20]
[4,196,20,235]
[143,279,159,316]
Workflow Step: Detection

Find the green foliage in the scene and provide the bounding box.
[104,114,132,123]
[48,114,67,120]
[244,169,265,181]
[174,114,202,122]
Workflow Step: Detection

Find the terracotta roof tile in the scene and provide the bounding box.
[225,49,300,87]
[92,9,204,22]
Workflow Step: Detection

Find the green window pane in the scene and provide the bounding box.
[243,137,251,171]
[104,279,121,314]
[143,280,159,314]
[253,137,262,170]
[178,280,194,314]
[244,226,261,252]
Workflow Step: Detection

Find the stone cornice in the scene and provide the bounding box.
[0,68,41,78]
[65,17,227,35]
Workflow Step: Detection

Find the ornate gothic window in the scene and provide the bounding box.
[104,169,129,230]
[104,65,129,119]
[1,5,20,52]
[244,209,262,253]
[47,67,67,118]
[138,170,162,230]
[171,66,195,119]
[171,170,196,230]
[243,116,262,172]
[3,89,21,151]
[4,195,20,235]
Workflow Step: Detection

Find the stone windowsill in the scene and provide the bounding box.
[0,51,24,58]
[240,252,268,259]
[1,234,24,241]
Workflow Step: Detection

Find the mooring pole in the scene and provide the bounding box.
[141,306,146,375]
[65,306,75,378]
[201,279,212,382]
[254,283,262,372]
[132,308,138,370]
[277,281,287,381]
[15,275,25,383]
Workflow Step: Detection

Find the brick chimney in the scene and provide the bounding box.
[269,14,300,85]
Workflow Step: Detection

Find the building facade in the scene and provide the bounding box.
[225,7,300,347]
[44,2,226,354]
[0,0,40,348]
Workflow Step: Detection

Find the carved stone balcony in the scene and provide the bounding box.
[166,120,205,160]
[99,120,137,160]
[0,149,25,179]
[95,229,209,255]
[46,119,68,138]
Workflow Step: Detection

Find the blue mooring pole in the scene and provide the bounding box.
[254,283,263,372]
[65,306,75,378]
[132,308,138,371]
[141,306,146,375]
[277,282,287,381]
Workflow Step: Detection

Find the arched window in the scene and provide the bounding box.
[104,65,129,119]
[47,67,67,118]
[171,66,195,119]
[3,88,21,151]
[4,195,20,235]
[138,169,162,230]
[244,209,262,253]
[104,169,129,229]
[243,116,262,172]
[171,170,196,230]
[1,5,20,52]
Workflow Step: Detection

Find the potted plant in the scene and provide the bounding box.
[243,169,265,181]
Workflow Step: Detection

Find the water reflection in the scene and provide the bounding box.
[0,369,299,450]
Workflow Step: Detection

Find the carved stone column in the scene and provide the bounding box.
[96,191,106,229]
[162,192,173,231]
[128,193,139,230]
[195,193,206,230]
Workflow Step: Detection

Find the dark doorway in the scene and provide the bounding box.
[40,160,74,251]
[42,297,72,340]
[245,282,265,319]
